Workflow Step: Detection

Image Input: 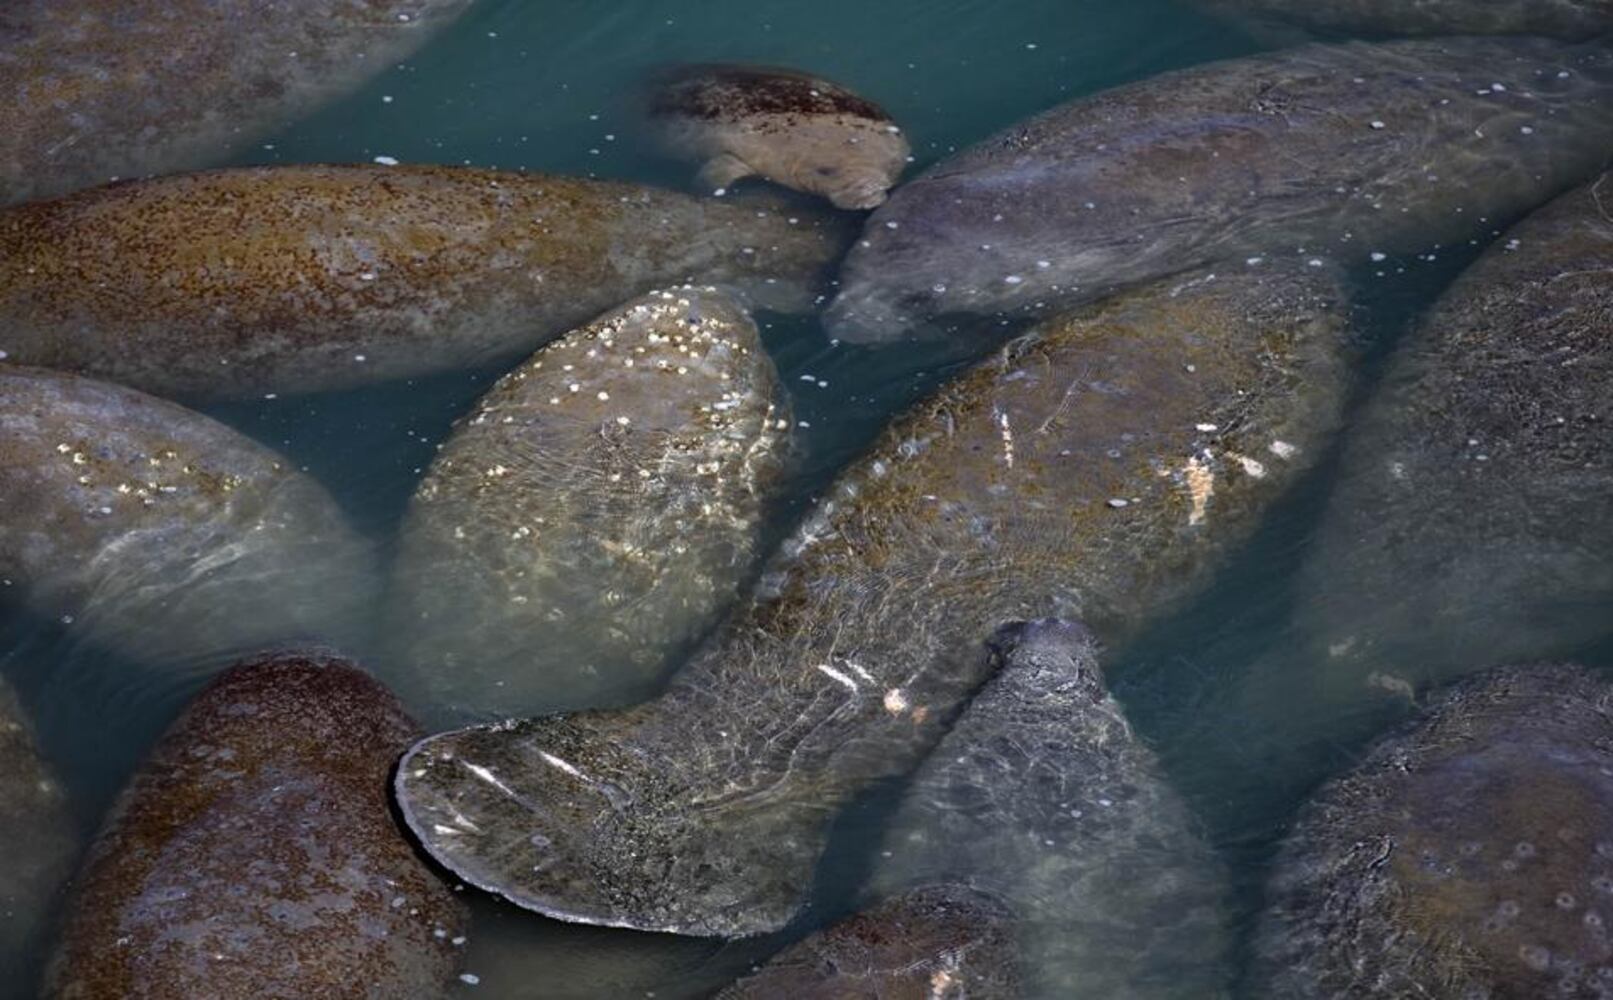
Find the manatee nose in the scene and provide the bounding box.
[828,179,891,211]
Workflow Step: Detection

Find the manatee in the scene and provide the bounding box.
[45,653,467,999]
[1193,0,1613,41]
[0,366,376,671]
[393,263,1355,938]
[650,64,910,211]
[1253,663,1613,998]
[717,885,1020,999]
[385,286,790,720]
[0,0,470,206]
[0,165,848,401]
[871,619,1231,998]
[0,676,76,990]
[823,36,1613,343]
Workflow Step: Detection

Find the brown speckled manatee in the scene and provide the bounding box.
[1253,664,1613,998]
[0,366,376,672]
[0,0,470,205]
[385,286,791,721]
[393,262,1355,938]
[0,676,76,990]
[823,37,1613,343]
[1192,0,1613,41]
[650,64,910,210]
[0,165,849,401]
[44,653,467,999]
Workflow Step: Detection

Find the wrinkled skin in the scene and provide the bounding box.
[0,0,471,205]
[385,287,791,721]
[874,619,1231,998]
[1254,664,1613,998]
[1193,0,1613,41]
[825,37,1613,343]
[652,64,910,211]
[394,264,1355,938]
[0,366,376,672]
[45,654,467,999]
[717,886,1020,999]
[0,165,849,400]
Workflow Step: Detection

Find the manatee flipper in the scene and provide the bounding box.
[699,153,756,191]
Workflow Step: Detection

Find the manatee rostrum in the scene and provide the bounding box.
[45,653,468,1000]
[385,286,791,721]
[0,0,470,205]
[393,263,1355,938]
[869,619,1231,998]
[1192,0,1613,41]
[716,885,1020,999]
[0,366,376,671]
[650,64,910,210]
[0,165,848,401]
[823,36,1613,343]
[1253,663,1613,998]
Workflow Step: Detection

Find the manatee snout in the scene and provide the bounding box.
[822,170,892,211]
[988,618,1104,698]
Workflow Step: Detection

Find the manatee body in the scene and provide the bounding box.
[0,1,470,206]
[0,366,375,671]
[394,264,1355,938]
[385,287,790,720]
[0,677,76,989]
[651,64,910,211]
[717,885,1020,999]
[1194,0,1613,41]
[823,37,1613,343]
[0,165,847,401]
[873,619,1230,998]
[1254,664,1613,998]
[45,654,467,999]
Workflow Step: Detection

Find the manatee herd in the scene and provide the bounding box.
[0,4,1611,999]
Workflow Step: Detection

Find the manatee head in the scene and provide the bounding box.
[987,618,1104,702]
[786,128,910,211]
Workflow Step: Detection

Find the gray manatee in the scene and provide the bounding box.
[1253,663,1613,998]
[824,36,1613,343]
[871,619,1231,999]
[0,676,76,991]
[393,263,1355,938]
[0,366,375,672]
[0,165,848,401]
[385,286,791,721]
[0,0,470,205]
[1192,0,1613,41]
[45,653,467,999]
[650,64,910,211]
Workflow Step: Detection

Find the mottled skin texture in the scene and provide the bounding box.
[0,366,375,670]
[46,654,467,999]
[651,64,910,210]
[386,287,790,720]
[0,677,76,987]
[1195,0,1613,41]
[394,265,1355,937]
[824,37,1613,343]
[716,886,1020,999]
[0,0,470,205]
[0,165,849,400]
[874,620,1230,998]
[1254,664,1613,998]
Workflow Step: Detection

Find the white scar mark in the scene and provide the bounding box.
[445,809,482,834]
[996,407,1015,469]
[1225,450,1267,479]
[1269,440,1298,460]
[538,751,588,780]
[883,688,910,714]
[816,663,859,691]
[846,661,876,684]
[1184,453,1215,525]
[464,762,516,797]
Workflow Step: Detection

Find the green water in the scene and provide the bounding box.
[6,1,1611,997]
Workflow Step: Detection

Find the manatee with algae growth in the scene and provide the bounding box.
[0,165,847,400]
[1253,664,1613,998]
[45,654,467,1000]
[385,287,790,720]
[1192,0,1612,41]
[395,263,1355,938]
[0,676,76,989]
[0,366,375,671]
[824,36,1613,343]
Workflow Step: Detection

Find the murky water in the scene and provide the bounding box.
[2,0,1610,996]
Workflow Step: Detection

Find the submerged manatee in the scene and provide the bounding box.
[0,366,375,670]
[386,287,790,720]
[1193,0,1613,41]
[0,165,847,400]
[824,37,1613,343]
[45,654,467,999]
[1254,664,1613,998]
[651,64,910,210]
[871,619,1230,998]
[0,676,76,991]
[394,264,1355,937]
[0,0,470,205]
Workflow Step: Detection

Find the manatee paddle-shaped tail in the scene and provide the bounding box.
[385,286,792,721]
[0,165,849,401]
[396,263,1355,937]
